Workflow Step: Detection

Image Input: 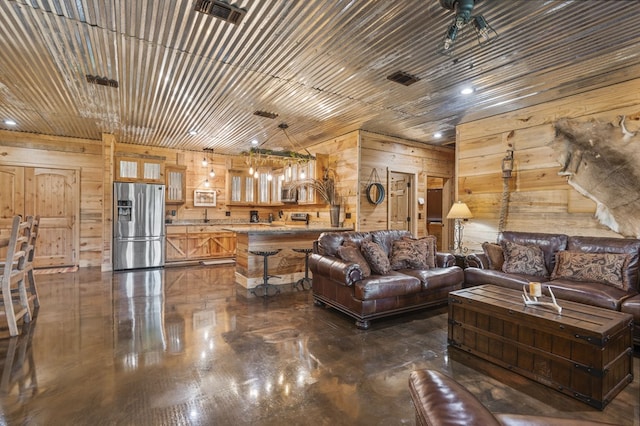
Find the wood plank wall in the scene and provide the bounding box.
[456,77,640,253]
[306,131,360,228]
[2,127,456,268]
[0,130,103,267]
[359,131,455,246]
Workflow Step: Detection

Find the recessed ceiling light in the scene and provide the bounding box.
[251,139,259,146]
[4,119,17,126]
[460,86,475,95]
[433,132,443,139]
[189,129,198,135]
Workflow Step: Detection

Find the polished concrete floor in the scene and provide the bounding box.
[0,265,638,425]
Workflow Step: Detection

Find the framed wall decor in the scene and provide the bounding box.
[194,189,216,207]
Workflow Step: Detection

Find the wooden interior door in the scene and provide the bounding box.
[0,166,25,261]
[389,172,411,231]
[24,168,78,267]
[0,166,25,238]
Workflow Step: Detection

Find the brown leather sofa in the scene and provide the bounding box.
[309,230,464,329]
[465,231,640,345]
[409,369,616,426]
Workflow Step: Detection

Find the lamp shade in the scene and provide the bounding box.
[446,201,473,219]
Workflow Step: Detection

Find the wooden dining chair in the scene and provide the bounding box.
[21,216,40,310]
[6,215,39,313]
[0,216,32,337]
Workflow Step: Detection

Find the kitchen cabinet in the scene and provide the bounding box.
[166,226,188,262]
[227,160,318,206]
[166,225,236,263]
[115,155,164,183]
[165,165,186,204]
[293,160,317,204]
[229,170,256,204]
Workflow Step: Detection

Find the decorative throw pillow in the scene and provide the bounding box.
[501,240,548,276]
[551,251,630,290]
[482,242,504,271]
[390,238,430,270]
[337,243,372,278]
[402,235,436,268]
[360,240,391,275]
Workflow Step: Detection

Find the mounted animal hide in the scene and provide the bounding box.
[553,116,640,238]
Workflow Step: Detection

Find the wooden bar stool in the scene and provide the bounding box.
[249,250,281,298]
[292,248,313,291]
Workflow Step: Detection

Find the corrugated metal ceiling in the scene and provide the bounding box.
[1,0,639,153]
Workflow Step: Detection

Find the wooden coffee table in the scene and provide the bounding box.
[448,284,634,409]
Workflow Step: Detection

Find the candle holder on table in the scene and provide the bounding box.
[522,282,562,314]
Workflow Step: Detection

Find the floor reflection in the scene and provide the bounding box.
[113,269,167,369]
[0,265,636,425]
[0,319,38,402]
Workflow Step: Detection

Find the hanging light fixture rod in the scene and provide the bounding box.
[249,147,315,161]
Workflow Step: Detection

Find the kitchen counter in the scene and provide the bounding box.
[165,220,249,226]
[223,224,353,234]
[229,224,352,296]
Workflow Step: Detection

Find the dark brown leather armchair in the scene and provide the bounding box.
[409,369,616,426]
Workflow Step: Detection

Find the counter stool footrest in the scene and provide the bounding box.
[292,247,313,291]
[249,249,282,299]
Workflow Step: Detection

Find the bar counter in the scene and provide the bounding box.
[223,224,352,295]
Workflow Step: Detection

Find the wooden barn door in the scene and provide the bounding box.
[0,165,78,267]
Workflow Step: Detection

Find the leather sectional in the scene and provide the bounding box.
[465,231,640,345]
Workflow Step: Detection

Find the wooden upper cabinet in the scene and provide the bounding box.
[165,165,186,204]
[115,155,164,183]
[228,170,256,205]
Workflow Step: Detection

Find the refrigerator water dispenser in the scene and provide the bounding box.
[117,200,133,221]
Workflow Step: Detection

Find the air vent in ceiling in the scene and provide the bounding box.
[86,74,119,88]
[387,71,420,86]
[253,110,278,119]
[194,0,246,25]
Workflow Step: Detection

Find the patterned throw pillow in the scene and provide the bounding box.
[390,238,430,270]
[360,240,391,275]
[482,242,504,271]
[501,240,548,276]
[402,235,436,268]
[337,243,372,277]
[551,251,630,290]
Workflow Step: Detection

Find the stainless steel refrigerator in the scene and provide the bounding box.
[113,182,165,270]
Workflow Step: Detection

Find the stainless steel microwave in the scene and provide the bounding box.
[281,187,297,203]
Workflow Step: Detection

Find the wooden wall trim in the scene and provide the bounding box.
[0,130,102,154]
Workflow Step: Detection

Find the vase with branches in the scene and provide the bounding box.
[284,169,341,226]
[285,167,340,205]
